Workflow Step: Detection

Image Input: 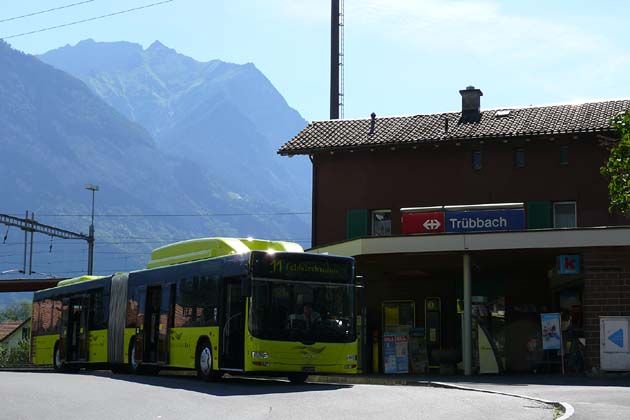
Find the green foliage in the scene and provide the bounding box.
[0,338,30,367]
[0,300,31,323]
[601,110,630,215]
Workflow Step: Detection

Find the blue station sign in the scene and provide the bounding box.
[444,208,525,233]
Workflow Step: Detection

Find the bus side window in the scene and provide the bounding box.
[40,299,53,335]
[126,292,139,328]
[31,301,41,336]
[89,290,105,330]
[52,299,62,334]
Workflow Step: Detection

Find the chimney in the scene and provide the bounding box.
[369,112,376,135]
[459,86,483,121]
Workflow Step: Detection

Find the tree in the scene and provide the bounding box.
[0,300,31,323]
[601,110,630,215]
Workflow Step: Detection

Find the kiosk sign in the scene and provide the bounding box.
[445,209,525,233]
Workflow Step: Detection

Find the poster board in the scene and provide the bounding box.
[383,333,409,374]
[541,313,562,350]
[408,327,427,373]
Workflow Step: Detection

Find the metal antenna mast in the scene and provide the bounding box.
[339,0,344,119]
[330,0,344,119]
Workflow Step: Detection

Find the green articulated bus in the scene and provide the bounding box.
[30,238,359,382]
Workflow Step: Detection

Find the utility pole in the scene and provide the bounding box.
[85,184,99,275]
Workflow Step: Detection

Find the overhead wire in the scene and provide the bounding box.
[1,0,176,40]
[0,1,97,24]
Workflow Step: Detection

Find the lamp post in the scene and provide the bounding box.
[85,184,99,275]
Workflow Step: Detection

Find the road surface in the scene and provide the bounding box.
[0,371,553,420]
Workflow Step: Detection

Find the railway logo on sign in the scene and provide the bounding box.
[422,219,441,231]
[402,211,445,234]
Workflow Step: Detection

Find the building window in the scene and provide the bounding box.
[553,201,576,228]
[472,150,482,170]
[371,210,391,236]
[560,145,569,165]
[514,148,525,168]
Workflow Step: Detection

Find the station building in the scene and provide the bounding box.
[279,87,630,374]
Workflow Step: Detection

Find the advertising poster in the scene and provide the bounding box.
[383,334,398,373]
[541,313,562,350]
[383,333,409,373]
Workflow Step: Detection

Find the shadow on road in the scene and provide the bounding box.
[85,370,351,396]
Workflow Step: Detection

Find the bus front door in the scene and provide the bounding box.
[221,278,245,370]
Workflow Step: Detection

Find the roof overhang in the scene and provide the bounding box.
[308,226,630,257]
[0,278,62,293]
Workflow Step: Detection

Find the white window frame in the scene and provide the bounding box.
[371,209,392,236]
[553,201,577,229]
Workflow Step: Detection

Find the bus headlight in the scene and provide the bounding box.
[251,351,269,359]
[346,354,358,361]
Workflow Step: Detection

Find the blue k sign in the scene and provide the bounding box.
[557,255,581,275]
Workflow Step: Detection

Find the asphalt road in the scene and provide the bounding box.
[438,375,630,420]
[0,371,553,420]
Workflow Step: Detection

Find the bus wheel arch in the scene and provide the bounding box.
[196,337,220,381]
[53,341,64,372]
[128,338,143,374]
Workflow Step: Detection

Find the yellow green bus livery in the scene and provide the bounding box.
[31,238,358,382]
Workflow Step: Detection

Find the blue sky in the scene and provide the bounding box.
[2,0,630,122]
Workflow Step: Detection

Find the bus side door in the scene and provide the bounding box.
[77,294,90,362]
[59,298,70,362]
[134,286,146,365]
[157,284,174,365]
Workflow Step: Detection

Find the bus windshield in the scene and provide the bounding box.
[249,278,355,343]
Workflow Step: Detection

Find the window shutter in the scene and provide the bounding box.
[526,201,552,229]
[346,209,369,239]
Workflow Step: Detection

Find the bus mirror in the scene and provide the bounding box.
[241,276,252,297]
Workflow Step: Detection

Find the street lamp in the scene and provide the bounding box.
[85,184,99,275]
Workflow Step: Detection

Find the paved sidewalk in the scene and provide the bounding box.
[310,373,630,420]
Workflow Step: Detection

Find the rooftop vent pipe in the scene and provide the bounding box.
[369,112,376,135]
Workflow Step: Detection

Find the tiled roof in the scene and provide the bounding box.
[0,319,27,341]
[279,99,630,155]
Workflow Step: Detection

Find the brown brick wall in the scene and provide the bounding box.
[313,134,630,247]
[582,247,630,370]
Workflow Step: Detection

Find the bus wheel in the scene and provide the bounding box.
[288,373,308,384]
[196,340,219,382]
[128,341,143,374]
[53,342,65,373]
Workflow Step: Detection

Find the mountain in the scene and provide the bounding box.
[39,39,311,213]
[0,40,309,278]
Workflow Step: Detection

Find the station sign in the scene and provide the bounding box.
[402,212,445,234]
[444,209,525,233]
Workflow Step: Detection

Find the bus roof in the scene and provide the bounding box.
[146,237,304,269]
[55,275,105,287]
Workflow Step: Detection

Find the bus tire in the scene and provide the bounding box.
[196,339,219,382]
[128,340,143,375]
[53,342,65,373]
[288,373,308,384]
